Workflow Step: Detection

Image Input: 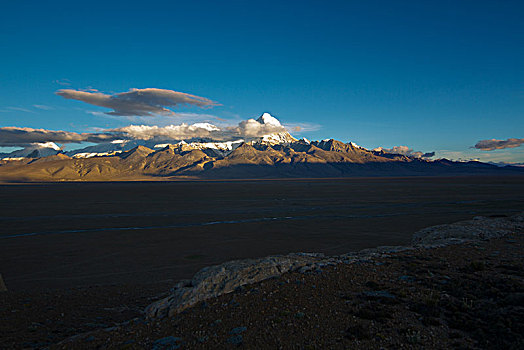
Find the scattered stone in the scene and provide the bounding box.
[210,319,222,327]
[230,326,247,334]
[227,335,243,345]
[365,281,380,289]
[83,322,108,328]
[362,291,396,299]
[398,275,416,282]
[197,336,208,343]
[297,265,313,274]
[152,336,182,350]
[0,274,7,292]
[228,299,240,307]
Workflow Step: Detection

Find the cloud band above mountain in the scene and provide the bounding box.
[373,145,435,158]
[0,127,119,147]
[112,123,221,141]
[56,88,220,116]
[474,138,524,151]
[111,117,287,141]
[0,116,289,147]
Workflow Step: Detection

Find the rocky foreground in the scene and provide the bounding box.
[1,213,523,349]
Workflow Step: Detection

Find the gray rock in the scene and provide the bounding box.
[152,336,182,350]
[146,254,326,318]
[230,326,247,334]
[297,265,313,274]
[412,212,523,245]
[363,290,396,299]
[227,335,243,345]
[0,274,7,292]
[398,275,416,282]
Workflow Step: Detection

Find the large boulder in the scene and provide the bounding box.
[145,253,328,318]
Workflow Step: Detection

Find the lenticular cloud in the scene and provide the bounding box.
[0,127,118,147]
[56,88,220,116]
[474,138,524,151]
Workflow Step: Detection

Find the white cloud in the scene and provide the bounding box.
[91,111,232,128]
[112,124,220,141]
[54,79,72,86]
[436,148,524,163]
[373,145,434,158]
[112,118,287,141]
[6,107,35,113]
[0,114,291,147]
[33,104,54,110]
[233,118,286,138]
[283,122,322,133]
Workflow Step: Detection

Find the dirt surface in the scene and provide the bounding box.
[0,282,171,349]
[1,177,523,291]
[0,225,522,349]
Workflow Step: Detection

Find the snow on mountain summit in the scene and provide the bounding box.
[66,140,152,158]
[39,142,62,151]
[252,112,297,145]
[349,142,364,149]
[1,142,61,159]
[256,112,282,127]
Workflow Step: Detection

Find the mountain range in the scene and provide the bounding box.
[0,114,522,182]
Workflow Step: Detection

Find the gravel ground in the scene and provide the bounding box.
[2,228,522,349]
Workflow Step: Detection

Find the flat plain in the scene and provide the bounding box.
[1,176,523,291]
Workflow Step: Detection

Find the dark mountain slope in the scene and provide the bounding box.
[0,140,521,182]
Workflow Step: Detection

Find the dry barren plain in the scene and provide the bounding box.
[1,176,523,291]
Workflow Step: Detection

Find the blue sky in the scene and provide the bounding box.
[0,0,523,162]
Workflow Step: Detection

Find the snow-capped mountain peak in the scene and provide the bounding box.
[300,137,310,144]
[256,112,282,127]
[1,142,61,159]
[65,140,151,158]
[38,142,61,151]
[349,142,364,149]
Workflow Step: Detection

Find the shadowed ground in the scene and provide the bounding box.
[1,176,523,290]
